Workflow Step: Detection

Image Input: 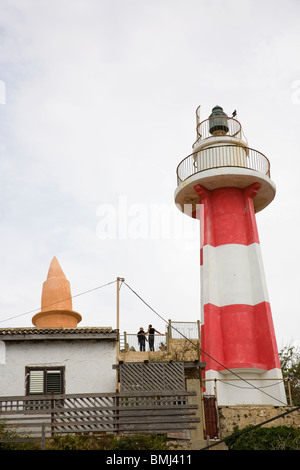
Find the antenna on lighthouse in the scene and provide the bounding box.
[195,105,201,139]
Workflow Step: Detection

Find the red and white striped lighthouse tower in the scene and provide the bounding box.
[175,106,287,406]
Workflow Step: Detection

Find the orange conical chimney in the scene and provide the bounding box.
[32,257,82,327]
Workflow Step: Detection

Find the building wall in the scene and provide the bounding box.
[0,339,116,396]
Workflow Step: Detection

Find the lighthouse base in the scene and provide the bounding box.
[204,368,287,406]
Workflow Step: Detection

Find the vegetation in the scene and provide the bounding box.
[0,419,40,450]
[225,425,300,450]
[46,433,169,450]
[149,339,198,363]
[279,344,300,405]
[0,419,169,451]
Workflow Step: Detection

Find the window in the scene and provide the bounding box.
[26,367,64,395]
[25,367,64,410]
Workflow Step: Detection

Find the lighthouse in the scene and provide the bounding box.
[175,106,287,406]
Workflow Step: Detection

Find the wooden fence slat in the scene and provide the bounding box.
[0,390,199,440]
[120,362,186,392]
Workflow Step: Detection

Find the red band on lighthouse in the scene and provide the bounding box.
[194,183,261,248]
[201,303,281,372]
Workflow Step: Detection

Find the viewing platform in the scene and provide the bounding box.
[119,320,201,363]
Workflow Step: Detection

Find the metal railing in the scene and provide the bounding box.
[167,320,200,340]
[176,145,271,186]
[193,117,245,147]
[120,333,167,352]
[120,322,201,352]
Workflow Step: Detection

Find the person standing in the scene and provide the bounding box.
[146,324,161,351]
[137,327,146,351]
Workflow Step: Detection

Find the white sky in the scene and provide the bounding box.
[0,0,299,351]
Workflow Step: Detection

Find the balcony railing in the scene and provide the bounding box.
[176,144,271,186]
[120,333,167,352]
[167,320,200,339]
[193,117,245,147]
[120,322,201,353]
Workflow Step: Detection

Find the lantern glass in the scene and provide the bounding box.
[209,106,229,135]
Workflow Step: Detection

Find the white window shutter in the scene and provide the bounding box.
[29,370,44,394]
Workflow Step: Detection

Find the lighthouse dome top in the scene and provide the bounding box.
[209,105,228,118]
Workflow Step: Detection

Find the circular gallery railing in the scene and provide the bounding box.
[193,117,245,148]
[176,144,271,186]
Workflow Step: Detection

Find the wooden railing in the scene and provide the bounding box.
[0,390,199,446]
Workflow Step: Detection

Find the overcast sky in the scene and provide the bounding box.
[0,0,299,351]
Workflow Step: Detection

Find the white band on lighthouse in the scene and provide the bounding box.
[201,243,269,309]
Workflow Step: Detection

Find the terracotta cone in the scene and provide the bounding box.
[32,257,82,327]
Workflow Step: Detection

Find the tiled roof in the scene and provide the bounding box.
[0,327,118,340]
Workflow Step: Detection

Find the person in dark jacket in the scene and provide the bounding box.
[137,327,146,351]
[146,324,161,351]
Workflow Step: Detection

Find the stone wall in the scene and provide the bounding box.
[218,405,300,438]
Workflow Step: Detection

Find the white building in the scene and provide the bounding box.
[0,327,118,396]
[0,257,118,398]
